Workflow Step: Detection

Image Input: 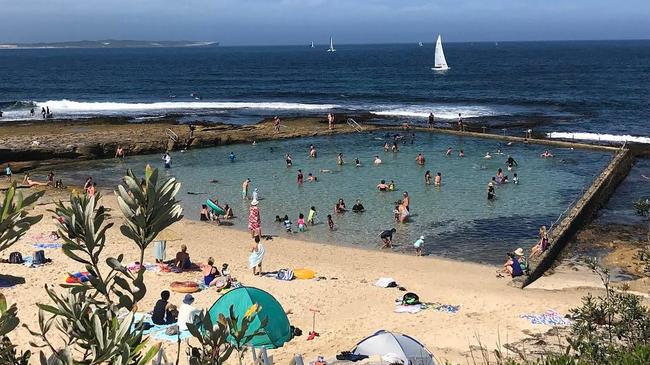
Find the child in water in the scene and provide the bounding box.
[297,213,306,232]
[327,214,334,231]
[513,173,519,185]
[413,235,424,256]
[308,206,317,225]
[388,181,396,191]
[283,215,292,233]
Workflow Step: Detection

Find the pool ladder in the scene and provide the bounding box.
[347,118,363,132]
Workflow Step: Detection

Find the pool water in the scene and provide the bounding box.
[42,132,613,264]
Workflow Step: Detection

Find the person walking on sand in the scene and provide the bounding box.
[327,112,334,130]
[248,199,261,238]
[242,178,251,199]
[428,113,434,128]
[380,228,397,249]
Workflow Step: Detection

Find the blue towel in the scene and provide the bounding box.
[33,243,62,249]
[153,329,192,342]
[132,313,174,336]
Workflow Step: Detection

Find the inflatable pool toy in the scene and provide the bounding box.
[206,199,226,215]
[65,272,92,284]
[293,268,316,280]
[170,281,200,293]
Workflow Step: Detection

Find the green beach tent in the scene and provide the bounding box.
[207,286,292,349]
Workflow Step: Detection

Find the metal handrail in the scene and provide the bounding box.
[347,118,363,132]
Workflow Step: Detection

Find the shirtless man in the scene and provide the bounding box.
[115,146,126,159]
[415,153,425,165]
[242,178,251,199]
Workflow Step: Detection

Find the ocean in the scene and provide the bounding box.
[1,41,649,137]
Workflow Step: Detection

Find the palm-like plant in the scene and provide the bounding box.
[115,166,183,266]
[0,184,43,252]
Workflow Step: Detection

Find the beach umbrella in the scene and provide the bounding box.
[352,330,436,365]
[207,286,292,349]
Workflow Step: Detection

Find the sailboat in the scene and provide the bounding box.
[418,41,423,47]
[327,37,336,52]
[310,41,315,48]
[431,34,449,71]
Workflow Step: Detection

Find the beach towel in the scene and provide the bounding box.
[132,313,175,336]
[375,277,397,288]
[248,242,265,269]
[425,303,460,314]
[394,304,423,314]
[127,262,161,272]
[32,243,62,249]
[66,272,92,284]
[520,310,572,326]
[153,240,167,262]
[152,329,192,342]
[0,277,19,288]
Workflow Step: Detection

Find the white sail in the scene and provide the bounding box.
[418,41,423,47]
[310,41,314,48]
[432,35,449,70]
[327,37,336,52]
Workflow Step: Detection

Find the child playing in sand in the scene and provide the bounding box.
[414,235,424,256]
[327,214,334,230]
[297,213,306,232]
[308,206,317,225]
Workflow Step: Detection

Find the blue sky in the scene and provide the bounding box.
[0,0,648,44]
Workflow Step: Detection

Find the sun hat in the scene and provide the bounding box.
[488,182,494,187]
[183,294,195,305]
[514,248,524,256]
[251,199,259,206]
[420,236,425,240]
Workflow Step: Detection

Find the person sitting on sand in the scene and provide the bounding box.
[202,257,221,286]
[151,290,178,325]
[308,206,317,225]
[484,152,492,159]
[352,199,365,213]
[514,248,528,273]
[541,150,554,158]
[424,170,432,185]
[374,156,382,165]
[334,198,347,213]
[529,226,549,258]
[174,244,192,271]
[249,235,265,275]
[22,173,47,187]
[377,179,389,191]
[380,228,397,249]
[414,235,425,256]
[177,294,200,331]
[501,252,524,277]
[415,153,425,165]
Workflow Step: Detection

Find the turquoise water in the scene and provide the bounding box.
[41,132,612,263]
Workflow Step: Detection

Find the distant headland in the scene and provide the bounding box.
[0,39,219,49]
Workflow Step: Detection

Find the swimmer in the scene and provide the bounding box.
[115,146,126,159]
[327,214,334,230]
[446,147,452,156]
[307,173,317,182]
[228,152,236,162]
[377,179,389,191]
[513,173,519,185]
[402,191,410,211]
[252,141,257,146]
[297,213,306,232]
[337,153,344,165]
[541,150,554,158]
[355,158,361,167]
[459,150,465,158]
[415,153,425,165]
[424,170,432,185]
[434,172,442,186]
[309,145,317,158]
[487,182,496,200]
[484,152,492,159]
[383,142,390,152]
[334,198,347,213]
[352,199,365,213]
[388,180,396,191]
[373,156,382,165]
[320,169,332,173]
[505,155,517,170]
[297,170,304,184]
[285,154,293,167]
[391,142,399,153]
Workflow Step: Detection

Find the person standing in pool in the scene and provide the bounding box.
[487,182,496,200]
[374,156,382,165]
[248,199,261,238]
[506,155,517,171]
[162,152,172,169]
[434,172,442,186]
[352,199,365,212]
[297,169,304,184]
[252,188,259,201]
[285,154,293,167]
[308,206,317,225]
[355,157,361,167]
[446,147,452,156]
[459,150,465,158]
[402,192,410,211]
[337,153,344,165]
[380,228,397,249]
[415,153,425,165]
[115,146,126,159]
[327,214,335,230]
[383,142,390,152]
[309,145,317,158]
[377,180,389,191]
[228,152,236,162]
[242,178,251,199]
[424,170,432,185]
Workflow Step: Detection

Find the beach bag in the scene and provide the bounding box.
[276,269,294,281]
[33,250,46,265]
[401,292,420,305]
[9,252,23,264]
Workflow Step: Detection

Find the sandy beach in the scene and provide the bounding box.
[0,188,633,364]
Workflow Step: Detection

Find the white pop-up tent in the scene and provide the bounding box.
[352,330,436,365]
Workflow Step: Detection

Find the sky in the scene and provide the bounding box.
[0,0,649,45]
